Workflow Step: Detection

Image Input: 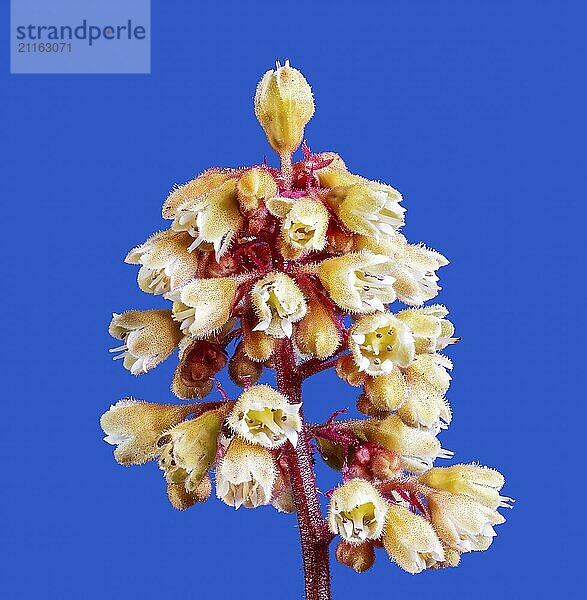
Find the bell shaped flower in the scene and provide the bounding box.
[318,252,397,313]
[171,178,243,258]
[236,167,278,215]
[227,385,302,449]
[216,437,277,509]
[383,503,445,574]
[397,387,452,434]
[328,479,388,545]
[251,272,307,338]
[397,305,458,354]
[100,398,196,465]
[109,309,182,375]
[327,182,405,240]
[349,312,416,376]
[157,409,224,493]
[363,414,453,474]
[427,492,506,553]
[419,464,513,510]
[125,230,200,295]
[167,277,237,338]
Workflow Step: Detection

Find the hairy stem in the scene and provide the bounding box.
[276,339,332,600]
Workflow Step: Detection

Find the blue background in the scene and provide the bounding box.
[1,1,583,598]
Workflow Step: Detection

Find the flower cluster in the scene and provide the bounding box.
[101,60,511,594]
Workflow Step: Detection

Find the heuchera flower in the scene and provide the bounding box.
[328,479,388,544]
[102,62,511,593]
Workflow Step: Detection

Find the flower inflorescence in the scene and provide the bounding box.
[101,61,511,590]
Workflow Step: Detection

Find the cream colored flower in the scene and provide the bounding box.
[328,479,388,545]
[167,277,237,338]
[266,196,329,258]
[419,464,513,510]
[363,414,453,474]
[251,272,307,338]
[349,313,415,376]
[236,168,278,215]
[327,182,405,240]
[404,354,453,397]
[427,492,506,553]
[158,410,223,492]
[216,437,277,509]
[397,305,457,354]
[227,385,302,449]
[383,503,444,574]
[125,230,200,295]
[171,178,243,258]
[162,168,238,219]
[109,309,181,375]
[363,370,408,411]
[294,298,340,359]
[100,399,196,465]
[254,60,314,157]
[397,388,452,434]
[318,253,396,313]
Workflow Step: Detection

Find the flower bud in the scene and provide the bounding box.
[228,341,264,387]
[171,178,243,258]
[418,464,512,510]
[216,437,277,509]
[327,183,405,241]
[109,309,182,375]
[397,305,457,354]
[316,437,349,471]
[167,474,212,510]
[348,442,402,482]
[356,393,389,417]
[404,354,452,396]
[125,230,200,295]
[236,168,278,216]
[162,168,238,219]
[335,354,366,387]
[426,492,506,553]
[168,277,237,338]
[336,540,375,573]
[251,272,307,338]
[326,223,355,254]
[328,479,388,545]
[101,399,197,466]
[396,387,451,433]
[318,253,396,313]
[157,409,223,492]
[363,369,408,411]
[254,60,314,157]
[383,503,444,574]
[228,385,301,448]
[349,312,415,376]
[177,339,227,387]
[363,414,453,474]
[241,315,275,362]
[294,298,340,359]
[171,367,214,400]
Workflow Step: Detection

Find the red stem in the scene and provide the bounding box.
[276,339,332,600]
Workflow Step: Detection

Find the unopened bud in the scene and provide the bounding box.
[294,298,340,359]
[254,60,314,158]
[336,540,375,573]
[228,341,263,387]
[335,354,366,387]
[167,474,212,510]
[237,168,278,215]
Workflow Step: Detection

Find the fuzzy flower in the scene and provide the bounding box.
[162,168,238,219]
[294,298,340,359]
[396,388,452,434]
[236,168,278,215]
[266,196,329,258]
[335,540,376,573]
[327,182,405,240]
[427,492,506,553]
[251,272,307,338]
[363,414,453,474]
[167,277,237,338]
[125,230,200,295]
[419,465,513,510]
[404,354,453,397]
[157,410,223,492]
[383,503,445,574]
[100,399,196,465]
[227,385,302,449]
[254,59,315,157]
[216,437,277,509]
[363,370,408,411]
[349,313,416,376]
[397,305,458,354]
[328,479,388,545]
[109,309,182,375]
[167,475,212,511]
[318,253,396,313]
[171,178,243,258]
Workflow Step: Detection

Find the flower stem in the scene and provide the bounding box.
[276,339,332,600]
